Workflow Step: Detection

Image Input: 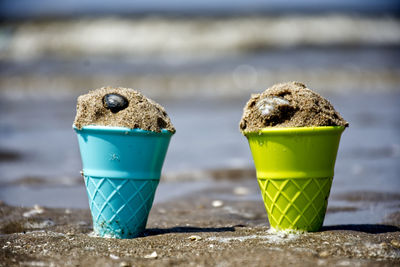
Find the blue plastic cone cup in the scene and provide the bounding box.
[74,125,173,238]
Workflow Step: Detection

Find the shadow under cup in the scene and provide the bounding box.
[74,125,173,238]
[245,126,345,232]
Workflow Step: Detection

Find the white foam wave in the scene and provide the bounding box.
[1,15,399,60]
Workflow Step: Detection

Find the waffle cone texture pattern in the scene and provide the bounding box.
[74,126,173,238]
[245,126,344,232]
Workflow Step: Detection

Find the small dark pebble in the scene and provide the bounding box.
[157,117,167,129]
[103,94,129,113]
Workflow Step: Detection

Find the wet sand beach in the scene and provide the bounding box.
[1,183,400,266]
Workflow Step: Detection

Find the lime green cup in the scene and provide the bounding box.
[245,126,345,232]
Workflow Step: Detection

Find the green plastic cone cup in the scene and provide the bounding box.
[245,126,345,232]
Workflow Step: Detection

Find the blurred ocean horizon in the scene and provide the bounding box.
[1,14,399,99]
[1,0,400,19]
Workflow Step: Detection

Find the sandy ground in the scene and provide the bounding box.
[1,15,400,267]
[1,183,399,267]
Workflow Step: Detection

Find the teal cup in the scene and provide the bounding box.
[74,125,173,238]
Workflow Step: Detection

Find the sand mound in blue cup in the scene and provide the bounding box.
[74,86,175,133]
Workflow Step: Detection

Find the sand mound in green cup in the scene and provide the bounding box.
[73,87,175,238]
[239,81,348,132]
[240,82,348,232]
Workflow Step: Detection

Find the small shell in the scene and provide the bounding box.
[103,93,129,113]
[256,96,289,115]
[212,200,224,208]
[188,235,202,241]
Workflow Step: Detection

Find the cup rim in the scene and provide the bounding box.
[243,125,345,136]
[73,125,174,136]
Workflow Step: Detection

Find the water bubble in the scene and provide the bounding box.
[232,64,258,88]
